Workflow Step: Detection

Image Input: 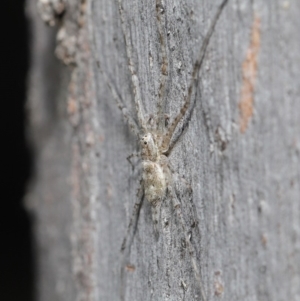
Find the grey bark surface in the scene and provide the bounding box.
[26,0,300,300]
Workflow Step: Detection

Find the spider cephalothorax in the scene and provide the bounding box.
[141,132,159,161]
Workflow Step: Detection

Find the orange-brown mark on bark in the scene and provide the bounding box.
[261,234,268,247]
[214,271,224,296]
[67,98,77,115]
[239,15,261,133]
[125,264,136,272]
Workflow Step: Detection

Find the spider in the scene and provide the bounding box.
[99,0,228,300]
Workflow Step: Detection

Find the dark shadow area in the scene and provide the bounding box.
[0,1,33,300]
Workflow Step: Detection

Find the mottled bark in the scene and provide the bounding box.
[26,0,300,300]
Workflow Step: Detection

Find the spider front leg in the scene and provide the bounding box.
[117,0,147,132]
[161,0,229,154]
[155,0,168,132]
[98,62,140,137]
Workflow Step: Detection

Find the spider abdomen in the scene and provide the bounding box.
[142,160,167,205]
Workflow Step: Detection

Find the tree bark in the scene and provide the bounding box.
[26,0,300,300]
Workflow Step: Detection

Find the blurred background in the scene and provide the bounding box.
[1,0,33,300]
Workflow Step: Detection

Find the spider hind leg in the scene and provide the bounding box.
[166,174,207,301]
[150,198,162,240]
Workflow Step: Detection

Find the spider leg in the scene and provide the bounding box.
[98,62,140,136]
[155,0,168,132]
[126,152,141,169]
[118,0,147,132]
[120,180,144,300]
[167,87,198,154]
[150,198,163,240]
[161,0,229,154]
[166,177,207,301]
[120,181,144,254]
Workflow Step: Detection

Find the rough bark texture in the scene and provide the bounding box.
[26,0,300,300]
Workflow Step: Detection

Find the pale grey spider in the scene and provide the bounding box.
[99,0,229,300]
